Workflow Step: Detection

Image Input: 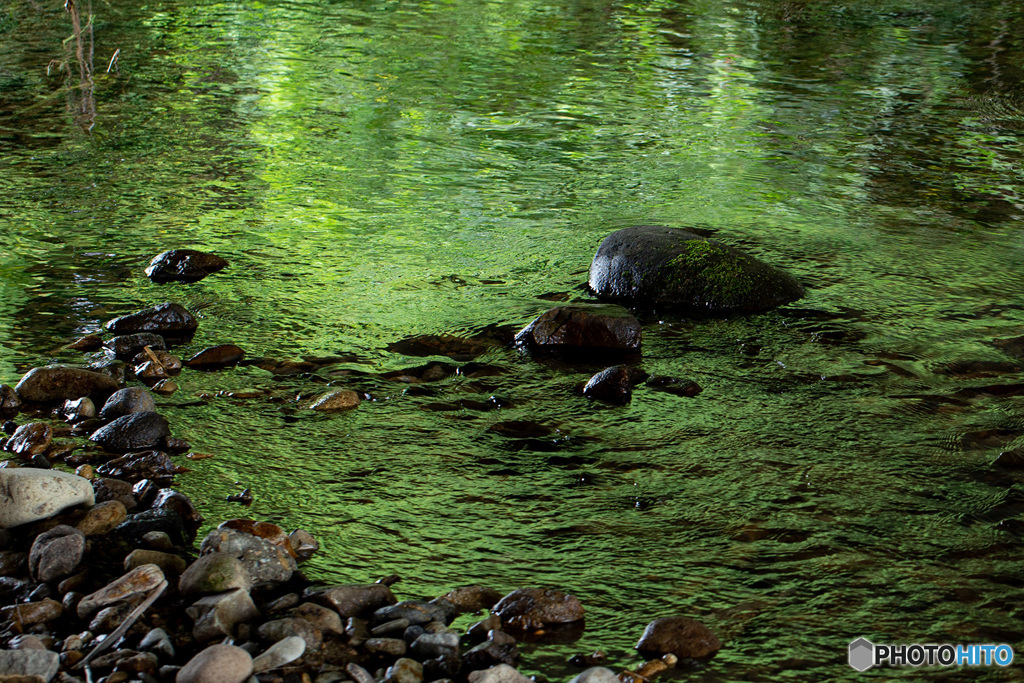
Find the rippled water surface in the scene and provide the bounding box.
[3,0,1024,679]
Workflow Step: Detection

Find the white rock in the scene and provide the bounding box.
[467,664,532,683]
[0,469,95,529]
[253,635,306,673]
[568,668,620,683]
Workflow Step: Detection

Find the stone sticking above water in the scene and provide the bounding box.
[145,249,229,284]
[14,366,120,404]
[104,302,198,337]
[515,305,641,356]
[0,469,95,529]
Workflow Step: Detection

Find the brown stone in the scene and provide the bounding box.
[185,345,246,370]
[77,564,165,620]
[492,588,584,630]
[635,617,722,660]
[75,500,128,536]
[14,366,120,404]
[514,305,641,355]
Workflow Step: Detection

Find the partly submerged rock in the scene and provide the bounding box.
[103,333,167,360]
[491,588,584,630]
[635,616,722,660]
[185,344,246,370]
[0,469,95,529]
[99,387,157,421]
[309,389,361,412]
[89,412,171,452]
[588,225,804,315]
[583,366,648,405]
[515,305,641,356]
[104,302,198,337]
[14,366,119,404]
[145,249,229,284]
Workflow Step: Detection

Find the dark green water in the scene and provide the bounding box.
[3,0,1024,679]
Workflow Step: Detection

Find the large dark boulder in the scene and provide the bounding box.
[515,305,641,355]
[588,226,804,314]
[104,303,198,336]
[145,249,229,284]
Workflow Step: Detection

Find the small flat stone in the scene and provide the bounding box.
[567,667,620,683]
[309,583,396,618]
[176,644,253,683]
[294,602,344,634]
[0,469,95,529]
[252,635,306,673]
[62,397,97,422]
[365,637,406,657]
[346,662,377,683]
[373,600,455,626]
[492,588,584,630]
[438,586,503,614]
[6,423,52,457]
[0,598,63,627]
[99,387,157,421]
[89,412,170,452]
[187,588,260,642]
[466,664,532,683]
[258,617,322,652]
[145,250,229,284]
[185,345,246,370]
[385,658,423,683]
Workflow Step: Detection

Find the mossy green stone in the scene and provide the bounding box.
[589,225,804,314]
[179,552,252,596]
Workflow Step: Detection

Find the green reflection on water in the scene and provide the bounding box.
[2,0,1024,679]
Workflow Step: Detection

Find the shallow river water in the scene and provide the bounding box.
[3,0,1024,680]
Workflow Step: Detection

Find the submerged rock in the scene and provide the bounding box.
[0,469,95,529]
[645,376,703,397]
[104,302,198,336]
[635,616,721,660]
[492,588,584,630]
[185,344,246,370]
[583,366,648,405]
[588,225,804,314]
[103,333,167,360]
[14,366,120,404]
[310,389,361,412]
[89,412,171,452]
[0,384,21,419]
[145,249,229,284]
[515,305,641,355]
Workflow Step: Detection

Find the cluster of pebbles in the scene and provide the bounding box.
[0,248,724,682]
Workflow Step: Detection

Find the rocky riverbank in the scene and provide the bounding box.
[0,232,801,681]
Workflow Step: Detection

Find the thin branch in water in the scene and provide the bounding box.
[106,48,120,74]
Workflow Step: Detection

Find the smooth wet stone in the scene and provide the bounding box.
[152,379,178,396]
[410,632,459,660]
[7,634,48,650]
[6,423,52,458]
[514,305,641,355]
[179,552,252,596]
[346,663,376,683]
[373,600,455,626]
[92,478,135,510]
[385,657,424,683]
[588,225,804,314]
[645,376,703,397]
[310,583,397,618]
[176,644,253,683]
[115,508,189,546]
[29,525,85,582]
[14,366,120,405]
[145,249,229,284]
[0,469,95,529]
[366,637,407,657]
[125,549,187,575]
[583,366,647,405]
[188,588,260,642]
[253,635,306,673]
[258,617,322,652]
[139,627,175,660]
[0,385,21,420]
[99,387,157,421]
[75,500,127,536]
[199,527,296,588]
[309,389,361,412]
[89,600,136,632]
[62,397,97,422]
[151,489,203,532]
[104,303,199,336]
[295,602,344,634]
[567,667,619,683]
[466,664,531,683]
[462,635,520,671]
[77,564,165,620]
[289,529,319,561]
[438,586,503,614]
[89,412,170,452]
[185,345,246,370]
[0,649,60,680]
[64,334,104,352]
[635,617,722,660]
[131,348,182,374]
[103,333,167,361]
[492,588,584,629]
